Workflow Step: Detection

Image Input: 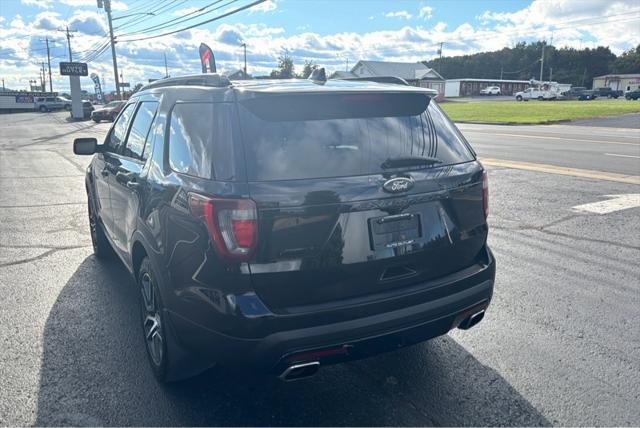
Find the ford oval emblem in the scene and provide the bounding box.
[383,177,414,193]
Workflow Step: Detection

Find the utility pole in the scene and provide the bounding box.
[500,65,503,80]
[549,67,553,82]
[539,44,544,82]
[241,43,247,77]
[163,52,169,78]
[345,57,349,72]
[101,0,121,100]
[45,37,52,92]
[2,78,5,91]
[438,42,443,75]
[58,26,76,61]
[41,62,46,92]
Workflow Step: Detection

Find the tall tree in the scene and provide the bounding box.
[424,41,619,88]
[270,54,295,79]
[300,60,318,79]
[610,45,640,74]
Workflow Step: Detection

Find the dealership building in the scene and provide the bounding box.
[444,78,530,97]
[592,74,640,92]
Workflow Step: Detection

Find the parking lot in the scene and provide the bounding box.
[0,111,639,426]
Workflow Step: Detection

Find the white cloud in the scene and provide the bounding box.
[34,11,63,30]
[57,0,127,10]
[385,10,413,20]
[249,0,277,13]
[1,0,639,93]
[418,6,433,20]
[21,0,53,9]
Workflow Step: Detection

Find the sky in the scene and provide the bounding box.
[1,0,639,93]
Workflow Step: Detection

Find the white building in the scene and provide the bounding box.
[349,61,445,94]
[444,78,530,97]
[592,74,640,92]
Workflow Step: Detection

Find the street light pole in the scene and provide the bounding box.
[241,43,247,77]
[164,52,169,78]
[45,37,53,92]
[102,0,121,100]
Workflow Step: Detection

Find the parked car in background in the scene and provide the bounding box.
[594,87,623,98]
[91,101,125,122]
[480,86,501,95]
[624,89,640,100]
[515,87,555,101]
[35,96,72,112]
[73,74,495,383]
[563,87,597,100]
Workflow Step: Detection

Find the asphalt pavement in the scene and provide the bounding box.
[0,111,639,426]
[458,122,640,176]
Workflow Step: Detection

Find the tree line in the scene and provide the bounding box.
[424,42,640,88]
[268,42,639,88]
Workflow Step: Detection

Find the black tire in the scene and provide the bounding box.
[64,104,71,111]
[537,96,543,101]
[93,118,100,123]
[138,257,172,382]
[516,95,523,101]
[39,105,47,112]
[88,192,113,259]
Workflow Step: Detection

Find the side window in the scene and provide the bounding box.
[122,101,158,161]
[168,102,236,180]
[107,103,135,151]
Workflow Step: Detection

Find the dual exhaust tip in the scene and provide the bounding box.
[458,309,485,330]
[278,361,320,382]
[278,309,486,381]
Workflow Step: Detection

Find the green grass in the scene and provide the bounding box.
[440,99,640,124]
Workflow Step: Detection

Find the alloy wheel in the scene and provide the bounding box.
[88,201,98,252]
[141,272,164,367]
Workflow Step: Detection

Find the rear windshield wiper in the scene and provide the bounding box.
[381,156,441,170]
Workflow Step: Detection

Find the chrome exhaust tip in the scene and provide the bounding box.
[278,361,320,382]
[458,310,485,330]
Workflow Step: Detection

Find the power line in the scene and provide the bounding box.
[117,0,266,42]
[113,0,185,31]
[117,0,233,36]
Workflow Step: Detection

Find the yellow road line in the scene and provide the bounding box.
[480,158,640,185]
[464,131,640,146]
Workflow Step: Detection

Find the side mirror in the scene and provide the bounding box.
[73,137,98,155]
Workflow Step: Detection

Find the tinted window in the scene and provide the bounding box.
[108,103,134,150]
[168,103,235,180]
[239,96,474,181]
[123,102,158,160]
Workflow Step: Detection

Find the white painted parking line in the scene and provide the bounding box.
[605,153,640,159]
[572,194,640,214]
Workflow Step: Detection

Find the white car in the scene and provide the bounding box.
[515,88,555,101]
[35,96,72,112]
[480,86,501,95]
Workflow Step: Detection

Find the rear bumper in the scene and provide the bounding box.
[165,248,495,375]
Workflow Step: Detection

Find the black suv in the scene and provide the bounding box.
[74,74,495,382]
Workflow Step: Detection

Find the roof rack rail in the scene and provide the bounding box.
[142,74,231,91]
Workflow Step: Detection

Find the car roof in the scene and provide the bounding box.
[136,73,437,101]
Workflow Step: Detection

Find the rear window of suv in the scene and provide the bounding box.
[239,93,475,181]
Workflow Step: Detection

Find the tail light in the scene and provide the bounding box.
[188,193,258,262]
[482,170,489,219]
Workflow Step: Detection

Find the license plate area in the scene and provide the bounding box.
[369,213,421,249]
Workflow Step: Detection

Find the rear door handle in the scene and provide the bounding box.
[125,178,141,190]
